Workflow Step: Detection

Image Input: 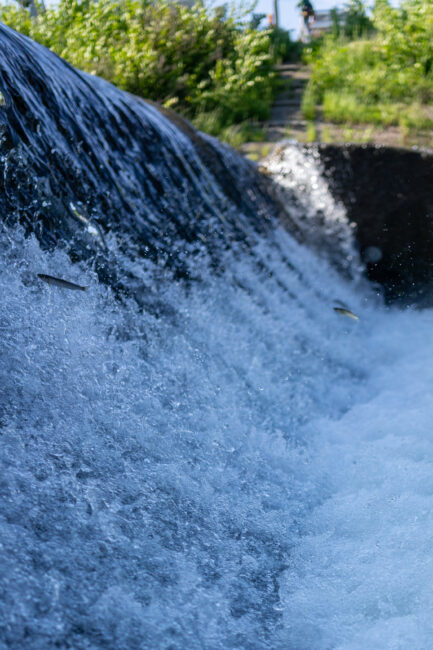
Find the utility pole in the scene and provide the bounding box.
[273,0,279,27]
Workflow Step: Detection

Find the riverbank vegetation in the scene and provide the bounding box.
[0,0,299,145]
[303,0,433,134]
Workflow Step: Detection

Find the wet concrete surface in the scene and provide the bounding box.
[314,143,433,304]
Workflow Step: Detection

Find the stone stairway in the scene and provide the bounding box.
[268,64,309,128]
[240,63,310,159]
[239,63,430,157]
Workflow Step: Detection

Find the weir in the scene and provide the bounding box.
[1,24,433,650]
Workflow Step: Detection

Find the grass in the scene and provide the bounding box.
[301,2,433,137]
[301,84,317,121]
[306,122,317,142]
[320,92,433,131]
[321,125,333,143]
[192,112,266,147]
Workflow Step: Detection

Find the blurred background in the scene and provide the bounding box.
[1,0,428,155]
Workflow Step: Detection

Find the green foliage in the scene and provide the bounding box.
[322,92,433,128]
[305,121,316,142]
[268,27,302,63]
[328,1,372,40]
[329,8,341,39]
[301,82,317,120]
[343,0,373,39]
[192,114,265,147]
[0,0,277,141]
[303,0,433,129]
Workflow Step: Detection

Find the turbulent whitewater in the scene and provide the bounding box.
[1,24,433,650]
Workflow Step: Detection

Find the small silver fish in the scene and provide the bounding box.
[38,273,87,291]
[333,307,359,321]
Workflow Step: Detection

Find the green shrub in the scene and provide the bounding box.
[0,0,277,140]
[340,0,373,39]
[303,0,433,130]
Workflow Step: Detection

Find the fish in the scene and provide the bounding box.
[38,273,87,291]
[333,307,359,321]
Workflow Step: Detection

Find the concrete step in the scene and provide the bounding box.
[273,99,302,107]
[275,88,304,98]
[266,119,307,128]
[270,106,304,115]
[284,70,310,80]
[274,64,307,71]
[291,81,307,89]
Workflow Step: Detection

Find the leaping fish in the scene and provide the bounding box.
[333,306,359,321]
[38,273,87,291]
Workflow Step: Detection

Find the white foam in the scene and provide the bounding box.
[0,219,431,648]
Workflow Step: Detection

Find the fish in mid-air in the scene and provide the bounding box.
[333,306,359,321]
[38,273,87,291]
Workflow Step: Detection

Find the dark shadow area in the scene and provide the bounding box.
[314,144,433,305]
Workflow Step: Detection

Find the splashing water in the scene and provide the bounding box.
[3,211,433,649]
[1,23,433,650]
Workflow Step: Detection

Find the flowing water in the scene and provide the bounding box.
[1,24,433,650]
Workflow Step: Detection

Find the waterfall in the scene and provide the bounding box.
[1,23,433,650]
